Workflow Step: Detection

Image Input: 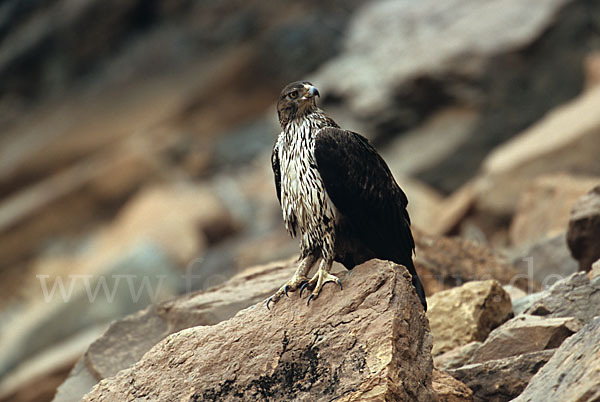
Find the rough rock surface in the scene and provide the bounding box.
[448,350,555,402]
[432,369,474,402]
[524,271,600,323]
[514,318,600,402]
[470,315,581,363]
[83,261,435,401]
[567,185,600,271]
[53,259,298,401]
[427,280,513,356]
[509,174,599,246]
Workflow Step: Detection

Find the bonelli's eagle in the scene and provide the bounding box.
[267,81,427,311]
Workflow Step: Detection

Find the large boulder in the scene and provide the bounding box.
[427,280,513,356]
[567,185,600,271]
[514,317,600,402]
[82,261,436,401]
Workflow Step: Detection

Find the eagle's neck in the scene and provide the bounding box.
[282,109,338,142]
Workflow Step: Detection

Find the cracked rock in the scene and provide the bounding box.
[82,260,436,401]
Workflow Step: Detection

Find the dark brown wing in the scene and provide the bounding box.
[313,127,426,309]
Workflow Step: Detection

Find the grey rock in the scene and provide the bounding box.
[509,232,579,290]
[447,350,555,402]
[524,271,600,323]
[470,315,581,363]
[514,317,600,402]
[435,342,482,371]
[511,291,547,316]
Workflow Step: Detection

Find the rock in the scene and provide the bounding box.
[524,271,600,323]
[447,350,555,402]
[511,292,547,316]
[591,259,600,279]
[479,85,600,215]
[415,233,530,296]
[435,342,482,371]
[502,285,526,302]
[470,315,581,363]
[432,368,474,402]
[567,185,600,271]
[427,280,513,356]
[316,0,600,192]
[82,261,436,401]
[509,174,599,246]
[53,259,298,402]
[514,317,600,402]
[508,232,579,291]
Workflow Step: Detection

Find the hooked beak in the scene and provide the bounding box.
[303,84,320,99]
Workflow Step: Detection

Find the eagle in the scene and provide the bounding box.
[267,81,427,311]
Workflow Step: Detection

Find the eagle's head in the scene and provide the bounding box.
[277,81,320,127]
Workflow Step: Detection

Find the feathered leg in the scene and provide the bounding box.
[266,255,317,309]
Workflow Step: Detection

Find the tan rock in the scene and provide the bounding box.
[479,85,600,215]
[471,315,581,363]
[432,368,474,402]
[514,318,600,402]
[427,280,513,356]
[509,174,599,246]
[567,185,600,271]
[83,261,436,401]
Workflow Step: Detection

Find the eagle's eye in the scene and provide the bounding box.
[288,91,299,99]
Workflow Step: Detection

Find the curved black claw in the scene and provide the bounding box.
[306,293,315,306]
[283,285,290,297]
[336,278,343,290]
[299,282,310,298]
[266,297,274,310]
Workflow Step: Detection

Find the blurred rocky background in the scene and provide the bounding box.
[0,0,599,401]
